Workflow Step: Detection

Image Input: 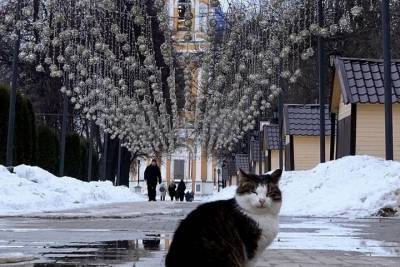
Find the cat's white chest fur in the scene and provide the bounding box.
[245,213,279,267]
[249,213,279,254]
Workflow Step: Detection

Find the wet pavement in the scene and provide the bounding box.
[0,201,399,266]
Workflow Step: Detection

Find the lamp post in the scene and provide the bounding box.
[318,0,326,163]
[278,94,283,170]
[87,121,93,182]
[102,132,109,181]
[6,0,22,167]
[59,96,68,176]
[116,141,122,186]
[382,0,393,160]
[137,160,141,185]
[217,168,221,192]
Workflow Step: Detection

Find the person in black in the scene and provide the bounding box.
[168,181,176,201]
[185,191,194,202]
[144,159,161,201]
[176,179,186,202]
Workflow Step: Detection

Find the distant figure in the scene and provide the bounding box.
[168,181,176,201]
[159,182,167,201]
[177,179,186,202]
[185,191,194,202]
[144,159,161,201]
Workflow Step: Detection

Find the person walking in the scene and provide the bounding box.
[168,181,176,201]
[144,159,161,201]
[159,182,167,201]
[177,179,186,202]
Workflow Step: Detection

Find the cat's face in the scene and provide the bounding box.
[235,169,282,215]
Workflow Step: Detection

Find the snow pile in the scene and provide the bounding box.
[0,165,145,215]
[205,186,237,202]
[207,156,400,217]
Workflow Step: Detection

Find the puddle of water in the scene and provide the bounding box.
[273,220,400,257]
[33,234,170,266]
[21,221,400,266]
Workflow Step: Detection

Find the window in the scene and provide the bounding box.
[178,4,186,19]
[177,0,191,31]
[178,0,189,19]
[196,184,201,192]
[174,160,185,180]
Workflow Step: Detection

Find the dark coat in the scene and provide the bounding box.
[177,180,186,196]
[168,183,176,196]
[144,165,161,186]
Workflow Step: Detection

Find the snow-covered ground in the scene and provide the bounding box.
[206,156,400,217]
[0,165,145,215]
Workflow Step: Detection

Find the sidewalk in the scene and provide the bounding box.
[259,249,400,267]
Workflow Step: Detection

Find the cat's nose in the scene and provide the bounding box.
[259,199,266,205]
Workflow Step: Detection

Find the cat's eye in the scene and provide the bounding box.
[251,190,258,195]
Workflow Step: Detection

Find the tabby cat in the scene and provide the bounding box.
[165,168,283,267]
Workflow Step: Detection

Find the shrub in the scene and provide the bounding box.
[0,85,9,164]
[36,125,59,174]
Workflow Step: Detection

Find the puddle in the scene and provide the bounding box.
[33,234,170,266]
[11,220,400,266]
[273,220,400,257]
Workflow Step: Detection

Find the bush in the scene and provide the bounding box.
[36,125,59,174]
[0,85,9,164]
[64,132,84,178]
[81,138,99,181]
[0,85,36,166]
[26,100,36,164]
[15,95,36,165]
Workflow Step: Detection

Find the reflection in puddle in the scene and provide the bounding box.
[34,234,170,266]
[31,221,400,266]
[274,220,400,257]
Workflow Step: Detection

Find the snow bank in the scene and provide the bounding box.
[0,165,145,215]
[207,156,400,217]
[205,186,237,202]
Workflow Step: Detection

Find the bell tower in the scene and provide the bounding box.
[166,0,211,50]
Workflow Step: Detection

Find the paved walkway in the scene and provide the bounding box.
[0,201,399,266]
[259,250,400,266]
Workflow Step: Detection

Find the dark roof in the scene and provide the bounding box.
[335,57,400,104]
[222,158,236,180]
[264,124,281,150]
[250,139,265,161]
[235,154,249,172]
[284,104,331,136]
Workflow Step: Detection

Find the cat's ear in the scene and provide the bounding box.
[269,169,282,184]
[238,168,251,182]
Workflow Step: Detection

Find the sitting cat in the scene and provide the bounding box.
[165,168,282,267]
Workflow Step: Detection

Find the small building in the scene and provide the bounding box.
[249,135,266,175]
[330,57,400,160]
[284,104,331,171]
[263,124,282,171]
[222,157,236,186]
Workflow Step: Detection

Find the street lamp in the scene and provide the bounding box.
[134,159,142,194]
[5,0,22,168]
[217,168,221,192]
[137,160,141,185]
[382,0,393,160]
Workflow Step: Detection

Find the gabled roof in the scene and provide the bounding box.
[284,104,331,136]
[263,124,281,150]
[335,57,400,104]
[222,158,236,180]
[250,138,265,161]
[235,154,249,172]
